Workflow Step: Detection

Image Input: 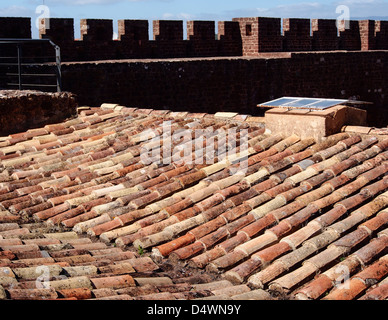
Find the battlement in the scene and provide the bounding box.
[283,18,312,51]
[0,17,31,38]
[311,19,339,50]
[235,16,388,54]
[0,16,387,61]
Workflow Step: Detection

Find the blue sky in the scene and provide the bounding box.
[1,0,388,38]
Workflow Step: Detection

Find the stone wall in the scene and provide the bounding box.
[55,51,388,127]
[0,90,77,136]
[0,17,387,62]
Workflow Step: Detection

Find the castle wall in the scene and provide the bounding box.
[0,17,31,38]
[375,21,388,50]
[0,16,387,128]
[55,51,388,127]
[282,18,312,51]
[311,19,339,51]
[0,17,387,61]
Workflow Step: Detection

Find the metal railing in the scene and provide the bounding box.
[0,39,61,92]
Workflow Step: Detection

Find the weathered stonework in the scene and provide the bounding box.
[53,51,387,127]
[0,90,77,136]
[264,105,367,142]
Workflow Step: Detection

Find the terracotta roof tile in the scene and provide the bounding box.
[57,287,93,300]
[0,106,387,300]
[7,288,58,300]
[90,274,135,290]
[323,255,388,300]
[359,280,388,300]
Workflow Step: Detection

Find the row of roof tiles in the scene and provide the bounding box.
[0,106,273,300]
[0,104,387,300]
[0,222,271,300]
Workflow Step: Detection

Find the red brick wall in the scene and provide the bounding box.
[1,17,387,61]
[187,21,218,57]
[217,21,243,56]
[0,17,31,38]
[232,17,260,56]
[52,51,388,127]
[359,20,376,51]
[0,90,77,136]
[37,18,241,60]
[375,21,388,50]
[339,20,361,50]
[118,20,149,42]
[283,18,312,51]
[257,17,283,52]
[233,17,283,54]
[311,19,339,51]
[2,48,386,126]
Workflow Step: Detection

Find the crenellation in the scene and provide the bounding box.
[232,17,260,56]
[338,20,362,50]
[218,21,241,40]
[359,20,376,51]
[375,20,388,50]
[40,18,74,43]
[115,20,151,58]
[80,19,113,42]
[282,18,312,52]
[118,20,149,42]
[38,18,75,60]
[311,19,339,51]
[150,20,187,58]
[187,21,216,41]
[256,17,283,52]
[217,21,243,56]
[153,20,183,41]
[0,16,387,62]
[233,17,283,54]
[76,19,116,61]
[186,21,218,57]
[0,17,31,38]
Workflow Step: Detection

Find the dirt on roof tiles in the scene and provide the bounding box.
[0,105,387,300]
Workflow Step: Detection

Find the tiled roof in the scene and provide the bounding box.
[0,105,387,300]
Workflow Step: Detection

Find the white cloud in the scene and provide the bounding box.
[162,13,174,19]
[196,0,388,21]
[0,5,34,17]
[162,12,195,20]
[45,0,145,5]
[333,0,388,17]
[256,2,335,19]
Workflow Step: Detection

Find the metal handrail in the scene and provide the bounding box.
[0,38,62,92]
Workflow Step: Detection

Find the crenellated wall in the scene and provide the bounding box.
[39,18,242,61]
[375,20,388,50]
[311,19,339,51]
[283,18,312,51]
[234,17,388,54]
[0,16,387,61]
[0,17,32,38]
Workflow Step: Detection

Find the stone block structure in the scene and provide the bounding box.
[0,16,387,61]
[0,90,77,136]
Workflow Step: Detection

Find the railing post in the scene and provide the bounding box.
[16,44,22,90]
[54,44,62,92]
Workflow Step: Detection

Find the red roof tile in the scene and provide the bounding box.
[0,106,386,300]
